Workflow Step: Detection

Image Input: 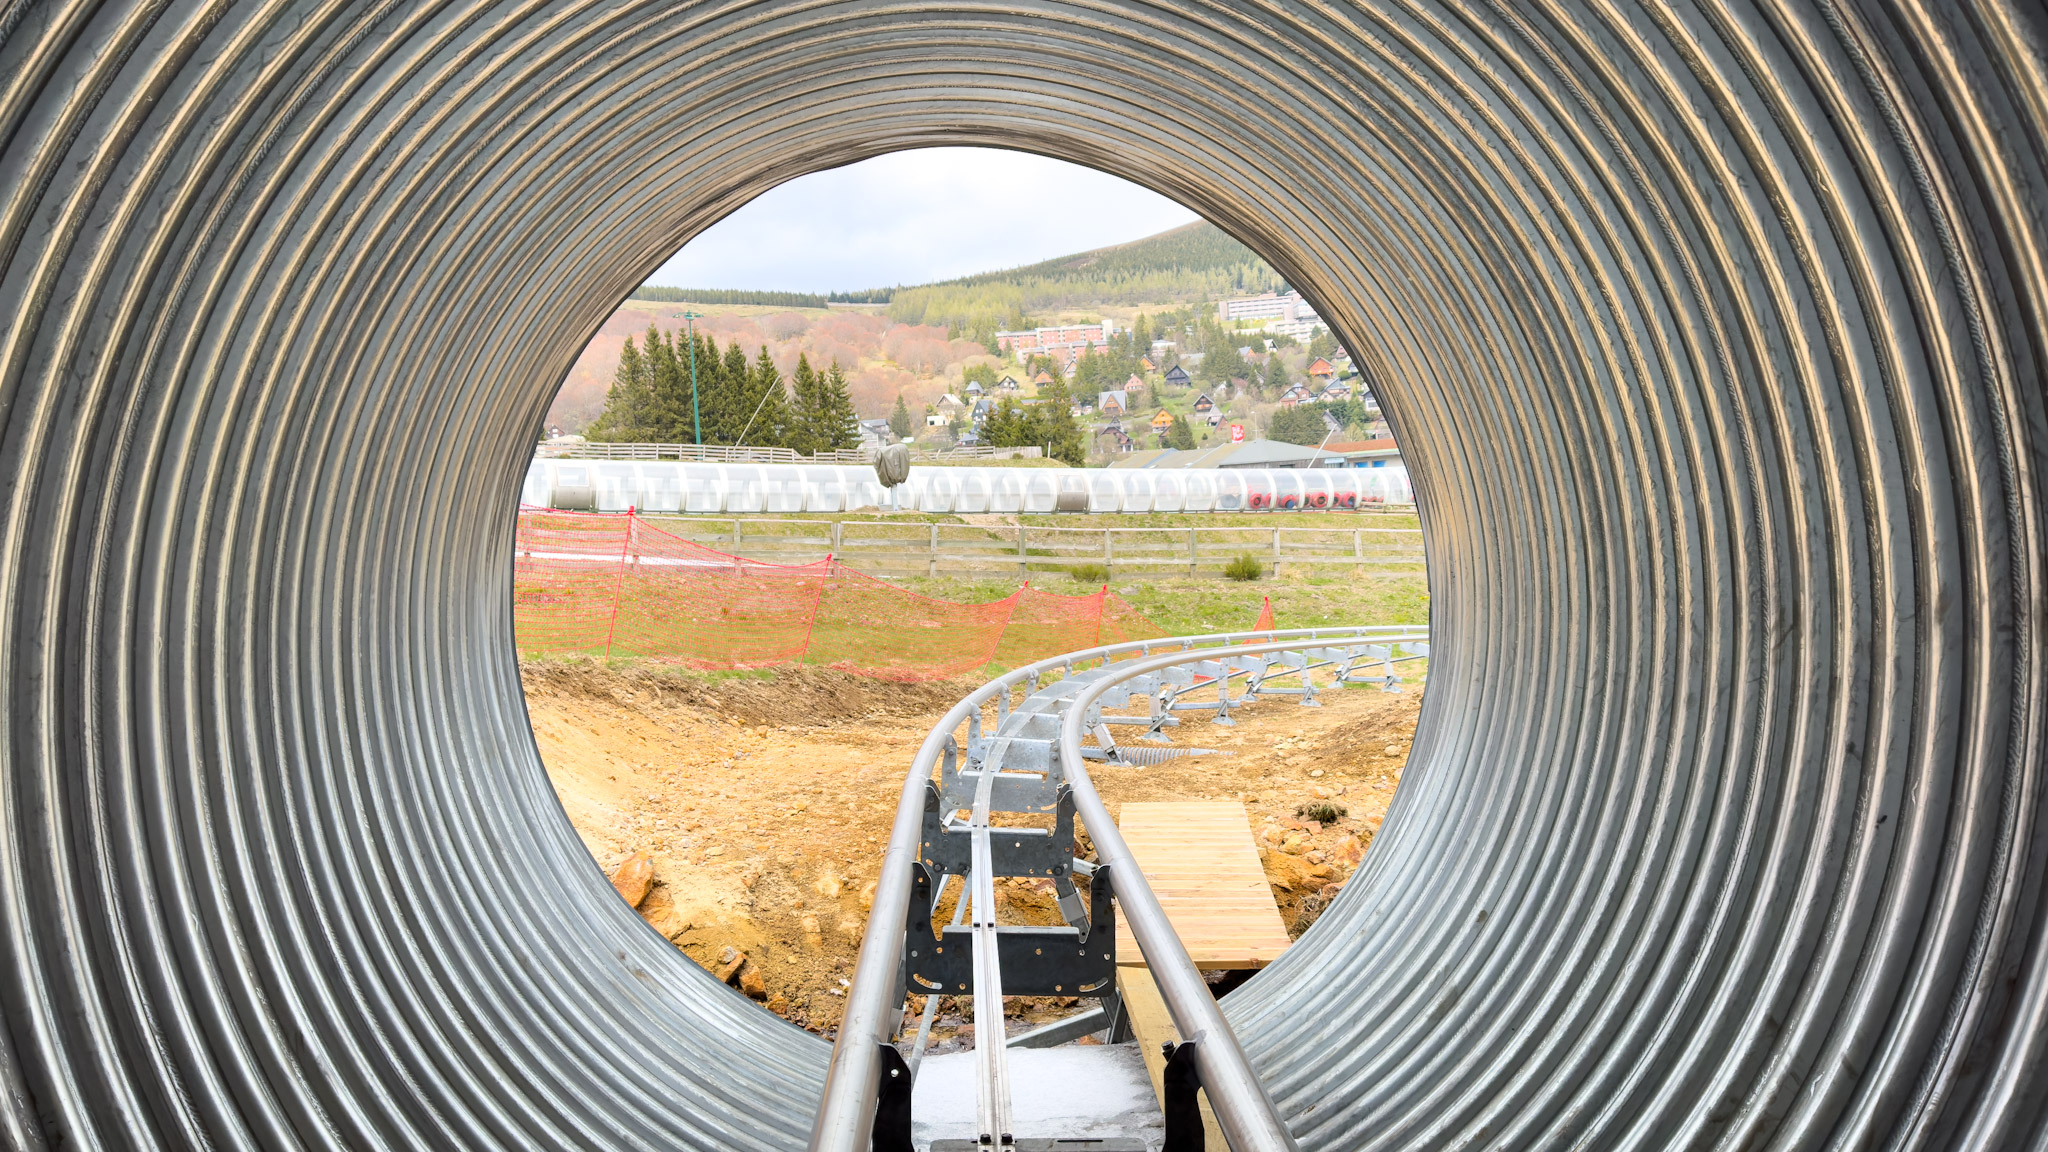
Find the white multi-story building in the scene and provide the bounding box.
[1218,292,1324,339]
[1268,318,1325,343]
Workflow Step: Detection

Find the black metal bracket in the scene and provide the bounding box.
[1162,1040,1204,1152]
[871,1042,913,1152]
[903,862,1116,997]
[919,782,1077,880]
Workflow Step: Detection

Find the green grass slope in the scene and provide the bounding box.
[879,221,1286,334]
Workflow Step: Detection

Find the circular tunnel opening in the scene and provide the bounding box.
[510,145,1433,1056]
[5,3,2045,1150]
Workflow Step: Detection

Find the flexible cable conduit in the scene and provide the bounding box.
[1,2,2045,1149]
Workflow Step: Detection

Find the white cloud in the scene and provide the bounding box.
[645,147,1199,294]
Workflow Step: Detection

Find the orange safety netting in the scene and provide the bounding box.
[512,508,1169,681]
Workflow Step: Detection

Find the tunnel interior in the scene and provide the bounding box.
[3,2,2046,1149]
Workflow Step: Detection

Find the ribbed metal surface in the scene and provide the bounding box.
[2,2,2044,1149]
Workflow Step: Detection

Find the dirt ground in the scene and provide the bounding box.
[523,658,1419,1042]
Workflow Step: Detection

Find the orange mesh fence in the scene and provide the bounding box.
[512,509,1172,681]
[1250,595,1276,636]
[990,586,1168,666]
[609,519,829,667]
[804,566,1017,681]
[1099,590,1170,647]
[513,512,633,655]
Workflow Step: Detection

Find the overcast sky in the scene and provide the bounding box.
[644,147,1199,294]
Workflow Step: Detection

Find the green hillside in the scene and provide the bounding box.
[877,221,1285,337]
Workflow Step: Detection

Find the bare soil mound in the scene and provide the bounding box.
[522,658,979,728]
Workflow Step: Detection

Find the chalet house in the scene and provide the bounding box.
[1319,381,1351,402]
[964,380,985,397]
[998,375,1020,392]
[972,398,993,423]
[1307,357,1335,382]
[1192,393,1214,413]
[1139,356,1157,372]
[1278,384,1314,407]
[1097,390,1129,417]
[927,393,966,426]
[1033,369,1056,388]
[1124,373,1145,393]
[1150,409,1174,432]
[1163,364,1191,389]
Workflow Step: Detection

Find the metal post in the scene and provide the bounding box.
[681,310,704,444]
[929,523,939,578]
[1189,527,1198,577]
[1018,522,1028,578]
[1104,528,1113,582]
[1271,526,1282,576]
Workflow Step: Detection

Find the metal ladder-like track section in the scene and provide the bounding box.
[809,626,1429,1152]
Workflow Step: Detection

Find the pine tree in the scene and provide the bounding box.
[1264,353,1291,397]
[785,354,824,455]
[664,330,702,443]
[642,325,690,440]
[735,346,790,447]
[819,361,860,450]
[693,339,752,444]
[587,335,654,440]
[1030,375,1086,466]
[982,397,1032,447]
[1167,413,1197,450]
[888,392,913,439]
[1269,404,1327,445]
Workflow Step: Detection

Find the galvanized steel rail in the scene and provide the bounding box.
[807,625,1423,1150]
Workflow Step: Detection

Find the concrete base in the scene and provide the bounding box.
[912,1045,1164,1152]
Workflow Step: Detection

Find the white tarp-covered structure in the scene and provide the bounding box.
[524,461,1414,514]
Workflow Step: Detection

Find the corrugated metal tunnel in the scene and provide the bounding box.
[3,1,2045,1148]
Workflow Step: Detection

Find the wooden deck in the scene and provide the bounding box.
[1112,801,1293,970]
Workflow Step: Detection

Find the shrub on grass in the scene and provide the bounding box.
[1068,562,1110,583]
[1224,553,1264,581]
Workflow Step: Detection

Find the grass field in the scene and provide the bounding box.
[634,509,1424,534]
[897,568,1429,636]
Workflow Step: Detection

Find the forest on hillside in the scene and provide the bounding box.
[585,323,861,454]
[628,286,830,308]
[880,221,1285,339]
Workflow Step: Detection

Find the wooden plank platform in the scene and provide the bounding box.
[1112,801,1292,969]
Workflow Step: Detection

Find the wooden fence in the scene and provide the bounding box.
[631,517,1426,579]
